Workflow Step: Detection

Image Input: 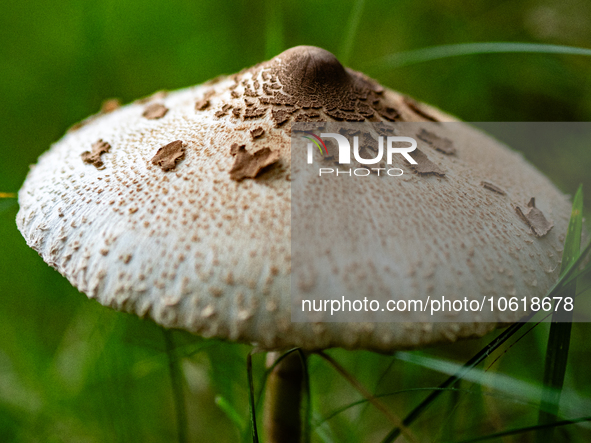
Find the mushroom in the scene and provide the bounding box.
[17,46,571,441]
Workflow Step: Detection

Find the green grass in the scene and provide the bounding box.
[368,42,591,70]
[2,1,591,442]
[537,186,584,441]
[337,0,366,66]
[163,330,188,443]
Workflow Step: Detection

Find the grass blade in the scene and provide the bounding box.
[440,379,462,442]
[264,0,284,59]
[537,186,583,441]
[316,388,495,428]
[368,42,591,71]
[379,319,532,443]
[451,416,591,443]
[312,410,338,443]
[246,352,260,443]
[297,349,311,443]
[393,350,591,414]
[163,329,188,443]
[215,395,246,430]
[545,240,591,293]
[317,351,418,443]
[338,0,365,66]
[558,184,584,278]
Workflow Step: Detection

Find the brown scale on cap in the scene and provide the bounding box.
[151,140,186,172]
[81,139,111,169]
[142,103,169,120]
[403,97,441,122]
[214,104,232,118]
[195,99,210,111]
[516,198,554,238]
[229,143,243,156]
[243,107,266,119]
[417,129,456,155]
[481,181,506,196]
[195,90,215,112]
[229,145,280,181]
[250,127,265,139]
[410,149,445,176]
[100,98,121,114]
[271,109,294,126]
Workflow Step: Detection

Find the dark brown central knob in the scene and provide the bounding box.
[260,45,385,121]
[276,46,350,96]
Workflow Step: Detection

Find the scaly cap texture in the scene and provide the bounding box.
[17,46,571,351]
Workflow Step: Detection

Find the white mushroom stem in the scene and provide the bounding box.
[264,351,305,443]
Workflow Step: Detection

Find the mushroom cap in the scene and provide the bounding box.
[17,46,571,352]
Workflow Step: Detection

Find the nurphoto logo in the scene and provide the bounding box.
[301,128,418,177]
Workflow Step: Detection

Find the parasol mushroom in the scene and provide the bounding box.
[17,46,572,442]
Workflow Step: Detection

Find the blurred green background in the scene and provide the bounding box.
[1,0,591,442]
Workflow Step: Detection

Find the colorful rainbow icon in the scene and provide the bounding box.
[303,131,328,156]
